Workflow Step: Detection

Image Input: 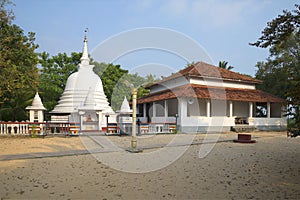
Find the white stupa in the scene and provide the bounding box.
[119,96,132,114]
[26,92,46,122]
[118,96,132,134]
[51,34,115,130]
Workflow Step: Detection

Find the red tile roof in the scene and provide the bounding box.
[147,61,261,88]
[138,84,285,104]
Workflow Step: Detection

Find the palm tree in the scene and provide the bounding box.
[218,61,234,70]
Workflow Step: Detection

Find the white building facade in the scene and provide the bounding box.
[137,62,286,133]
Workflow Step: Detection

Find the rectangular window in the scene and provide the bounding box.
[255,102,267,118]
[34,111,38,122]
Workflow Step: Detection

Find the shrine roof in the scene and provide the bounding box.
[147,61,261,88]
[138,84,285,104]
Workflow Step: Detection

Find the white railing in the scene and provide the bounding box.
[0,122,31,135]
[0,121,75,136]
[0,121,177,135]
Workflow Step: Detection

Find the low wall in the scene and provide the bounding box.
[251,118,287,131]
[0,122,73,136]
[179,126,231,133]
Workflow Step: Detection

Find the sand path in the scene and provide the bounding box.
[0,132,299,199]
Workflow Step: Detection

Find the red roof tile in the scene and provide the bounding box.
[138,84,285,104]
[147,61,261,88]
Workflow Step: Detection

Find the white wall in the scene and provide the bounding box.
[233,101,249,117]
[181,116,235,127]
[187,99,206,116]
[168,99,178,116]
[150,76,189,94]
[211,100,227,116]
[155,100,165,117]
[250,118,287,126]
[190,77,256,89]
[151,117,176,123]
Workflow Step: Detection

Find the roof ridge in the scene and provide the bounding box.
[145,61,261,89]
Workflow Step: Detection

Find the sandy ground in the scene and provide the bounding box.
[0,132,299,199]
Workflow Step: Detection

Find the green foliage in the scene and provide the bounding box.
[93,61,158,111]
[38,52,81,111]
[0,0,14,23]
[251,4,300,131]
[218,61,234,70]
[0,0,39,121]
[93,62,128,107]
[250,4,300,48]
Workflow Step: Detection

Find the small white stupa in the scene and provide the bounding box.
[118,97,132,134]
[119,96,132,114]
[26,92,46,122]
[51,33,115,130]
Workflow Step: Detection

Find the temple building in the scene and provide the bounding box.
[137,62,286,133]
[51,36,115,131]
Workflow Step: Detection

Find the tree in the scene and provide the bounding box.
[251,4,300,132]
[218,61,234,70]
[0,0,39,121]
[93,62,152,111]
[93,62,128,107]
[38,52,81,111]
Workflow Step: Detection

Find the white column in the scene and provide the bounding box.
[249,102,253,118]
[80,115,83,131]
[229,101,233,117]
[143,104,146,118]
[153,102,156,117]
[267,102,271,118]
[164,100,168,117]
[38,110,44,122]
[29,110,34,122]
[178,98,187,126]
[98,112,102,131]
[206,100,211,117]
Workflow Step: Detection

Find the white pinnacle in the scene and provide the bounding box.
[80,34,90,65]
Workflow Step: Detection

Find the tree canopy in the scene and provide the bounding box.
[218,61,234,70]
[38,52,81,111]
[0,0,39,121]
[251,4,300,129]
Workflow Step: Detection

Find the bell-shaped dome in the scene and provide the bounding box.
[26,92,46,110]
[120,96,132,113]
[51,36,114,114]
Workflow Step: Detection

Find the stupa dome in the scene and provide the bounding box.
[26,92,46,110]
[119,96,132,113]
[51,36,114,114]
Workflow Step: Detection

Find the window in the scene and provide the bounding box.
[255,103,267,118]
[34,111,38,122]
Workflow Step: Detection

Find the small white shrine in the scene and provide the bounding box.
[26,92,46,122]
[50,35,115,131]
[117,97,132,134]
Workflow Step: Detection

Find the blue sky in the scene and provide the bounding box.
[13,0,296,77]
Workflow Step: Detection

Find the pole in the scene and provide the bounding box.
[175,113,178,132]
[131,88,137,149]
[105,114,109,135]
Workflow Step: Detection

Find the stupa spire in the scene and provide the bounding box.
[80,28,90,65]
